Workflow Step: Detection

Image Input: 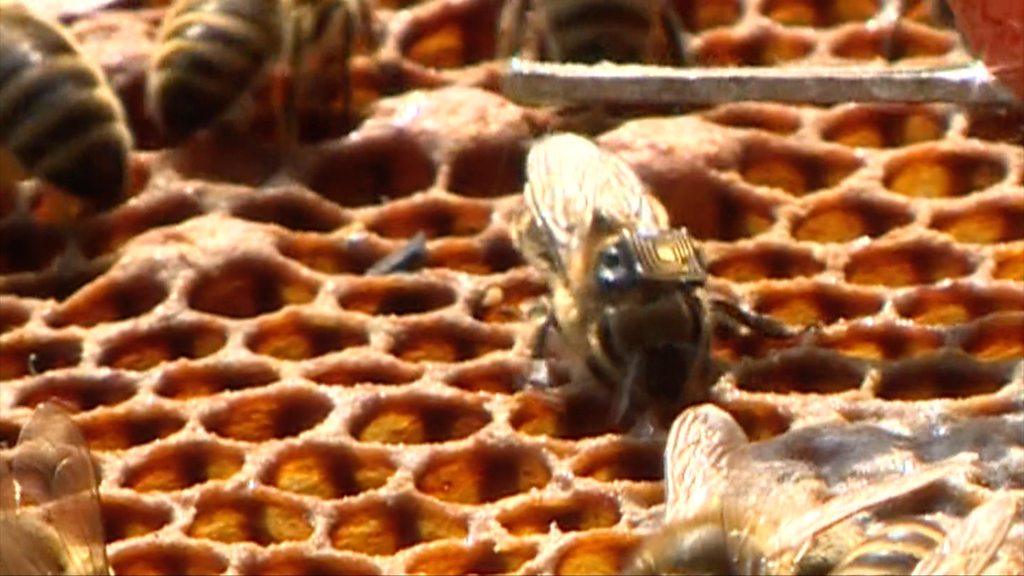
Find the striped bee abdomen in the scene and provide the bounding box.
[149,0,283,141]
[831,518,945,576]
[0,3,131,208]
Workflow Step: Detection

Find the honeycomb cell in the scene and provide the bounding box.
[278,233,389,275]
[653,170,781,241]
[15,373,137,413]
[0,299,29,335]
[0,420,18,448]
[703,104,801,134]
[830,23,954,61]
[425,236,524,275]
[0,336,82,380]
[726,401,791,441]
[307,353,423,387]
[122,441,245,492]
[844,242,975,286]
[884,149,1007,198]
[822,105,949,148]
[498,492,620,535]
[98,322,226,371]
[242,550,381,576]
[329,494,468,555]
[102,497,173,542]
[966,107,1024,145]
[369,197,492,239]
[399,0,500,69]
[959,313,1024,361]
[764,0,878,26]
[555,533,641,575]
[695,28,815,66]
[155,361,279,400]
[736,350,867,393]
[262,443,396,499]
[188,258,318,319]
[708,244,824,281]
[815,322,944,360]
[670,0,742,31]
[739,142,861,196]
[471,277,548,324]
[168,127,283,187]
[902,0,955,28]
[875,354,1010,400]
[446,360,526,394]
[351,394,490,444]
[246,313,367,360]
[448,139,528,197]
[573,441,663,482]
[203,389,332,442]
[896,284,1023,326]
[0,260,113,301]
[390,321,514,363]
[79,409,186,451]
[230,190,350,233]
[0,221,65,274]
[187,490,313,545]
[711,319,799,362]
[752,283,884,326]
[301,133,437,207]
[110,543,228,576]
[994,247,1024,282]
[46,273,167,328]
[415,443,551,504]
[338,278,456,316]
[405,540,537,575]
[510,392,623,439]
[930,199,1024,244]
[78,192,204,258]
[792,195,914,242]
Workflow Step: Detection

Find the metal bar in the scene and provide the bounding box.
[501,58,1019,106]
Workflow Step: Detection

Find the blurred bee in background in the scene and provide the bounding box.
[0,1,133,210]
[514,134,800,427]
[0,402,109,576]
[629,404,1019,575]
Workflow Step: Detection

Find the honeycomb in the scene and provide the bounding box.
[0,0,1022,574]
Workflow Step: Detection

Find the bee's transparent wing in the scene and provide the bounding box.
[911,492,1019,576]
[10,402,109,576]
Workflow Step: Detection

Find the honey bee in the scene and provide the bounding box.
[0,2,132,209]
[148,0,375,145]
[629,404,1019,575]
[0,401,109,576]
[513,134,800,426]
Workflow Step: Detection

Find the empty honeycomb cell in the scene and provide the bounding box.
[390,321,514,363]
[651,171,779,241]
[301,134,437,207]
[703,104,801,134]
[0,420,18,448]
[155,361,279,400]
[763,0,878,26]
[966,107,1024,145]
[351,395,490,444]
[46,273,167,328]
[122,441,245,492]
[510,392,623,439]
[994,248,1024,282]
[188,258,319,319]
[203,389,332,442]
[736,350,867,393]
[399,0,500,69]
[425,236,524,275]
[695,29,815,66]
[844,242,975,286]
[815,322,944,360]
[726,401,791,441]
[262,442,396,499]
[792,195,914,242]
[471,277,548,324]
[902,0,955,28]
[573,441,664,482]
[0,336,82,380]
[0,260,114,301]
[338,278,456,316]
[0,221,65,274]
[448,139,528,197]
[369,197,493,240]
[740,142,861,196]
[405,540,537,575]
[895,284,1024,326]
[187,491,313,545]
[554,532,641,576]
[0,300,29,335]
[15,373,137,413]
[78,192,204,258]
[329,494,468,555]
[875,354,1010,400]
[415,443,551,504]
[277,233,389,275]
[110,543,228,576]
[102,497,173,542]
[959,313,1024,361]
[884,149,1007,198]
[498,492,620,535]
[230,191,349,233]
[446,360,525,394]
[752,283,884,326]
[79,409,186,451]
[246,313,367,360]
[708,244,824,281]
[822,105,949,148]
[307,353,423,387]
[930,199,1024,244]
[670,0,743,31]
[830,23,954,61]
[98,322,227,371]
[242,550,381,576]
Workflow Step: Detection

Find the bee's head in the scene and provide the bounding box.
[627,520,732,576]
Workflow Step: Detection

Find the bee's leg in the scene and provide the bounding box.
[530,305,557,360]
[710,297,804,339]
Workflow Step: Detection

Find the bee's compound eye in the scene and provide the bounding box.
[596,245,634,291]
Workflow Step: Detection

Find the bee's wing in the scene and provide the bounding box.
[11,402,109,576]
[911,492,1019,576]
[522,133,668,274]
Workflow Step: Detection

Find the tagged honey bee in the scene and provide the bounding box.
[0,402,109,576]
[629,404,1019,575]
[513,134,800,426]
[0,1,132,209]
[148,0,376,145]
